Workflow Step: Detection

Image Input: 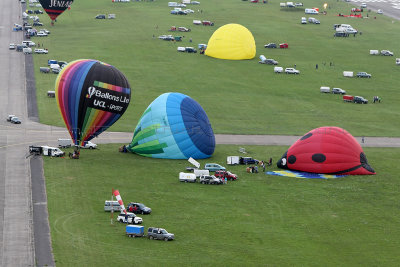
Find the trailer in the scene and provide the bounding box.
[343,95,354,102]
[126,225,145,238]
[227,156,240,165]
[343,71,353,77]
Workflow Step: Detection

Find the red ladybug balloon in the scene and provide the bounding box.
[277,127,375,175]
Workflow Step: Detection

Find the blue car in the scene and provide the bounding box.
[204,163,226,172]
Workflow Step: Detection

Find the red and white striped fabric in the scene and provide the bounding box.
[113,189,127,214]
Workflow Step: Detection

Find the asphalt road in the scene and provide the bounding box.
[348,0,400,20]
[0,1,400,267]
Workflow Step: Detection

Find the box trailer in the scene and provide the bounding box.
[126,225,144,238]
[227,156,240,165]
[343,71,353,77]
[179,172,197,183]
[370,50,379,55]
[58,139,72,148]
[343,95,354,102]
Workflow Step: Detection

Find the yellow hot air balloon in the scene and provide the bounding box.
[205,23,256,60]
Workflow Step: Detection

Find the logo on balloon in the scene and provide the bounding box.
[86,86,96,98]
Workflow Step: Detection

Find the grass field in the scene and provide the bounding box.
[31,1,400,266]
[32,0,400,136]
[44,144,400,266]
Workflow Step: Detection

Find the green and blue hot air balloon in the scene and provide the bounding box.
[127,93,215,159]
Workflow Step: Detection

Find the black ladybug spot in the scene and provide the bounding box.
[288,155,296,164]
[300,133,313,141]
[312,153,326,163]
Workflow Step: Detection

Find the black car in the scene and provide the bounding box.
[354,96,368,104]
[239,157,259,165]
[185,47,197,53]
[95,14,106,19]
[127,202,152,214]
[33,22,43,26]
[264,43,277,48]
[34,10,43,14]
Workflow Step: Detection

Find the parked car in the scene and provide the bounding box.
[331,88,346,94]
[354,96,368,104]
[185,47,197,53]
[279,43,289,48]
[178,26,191,32]
[10,116,21,124]
[80,141,97,149]
[9,43,16,49]
[126,202,152,214]
[34,10,43,14]
[33,21,43,26]
[39,29,50,34]
[377,9,383,14]
[215,170,238,181]
[147,227,174,241]
[301,17,307,24]
[117,212,143,224]
[202,20,214,26]
[34,48,48,54]
[381,50,394,56]
[204,163,226,172]
[239,157,259,165]
[285,67,300,74]
[360,3,367,8]
[36,31,48,37]
[264,43,277,48]
[199,175,224,185]
[295,2,303,7]
[259,56,278,65]
[95,14,106,19]
[356,72,371,78]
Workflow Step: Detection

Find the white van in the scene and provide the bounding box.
[50,64,60,71]
[22,40,35,47]
[305,8,318,14]
[23,47,32,54]
[343,71,354,77]
[58,138,72,148]
[179,172,197,183]
[320,86,330,93]
[104,200,121,212]
[274,66,283,73]
[194,169,209,177]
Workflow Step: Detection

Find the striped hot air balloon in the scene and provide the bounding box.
[56,59,131,147]
[127,93,215,159]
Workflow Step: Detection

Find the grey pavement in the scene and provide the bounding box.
[1,1,400,267]
[348,0,400,21]
[0,0,34,266]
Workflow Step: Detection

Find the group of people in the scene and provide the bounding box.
[247,158,273,173]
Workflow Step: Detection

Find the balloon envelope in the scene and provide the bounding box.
[277,127,375,175]
[127,93,215,159]
[56,59,131,146]
[39,0,73,21]
[205,23,256,60]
